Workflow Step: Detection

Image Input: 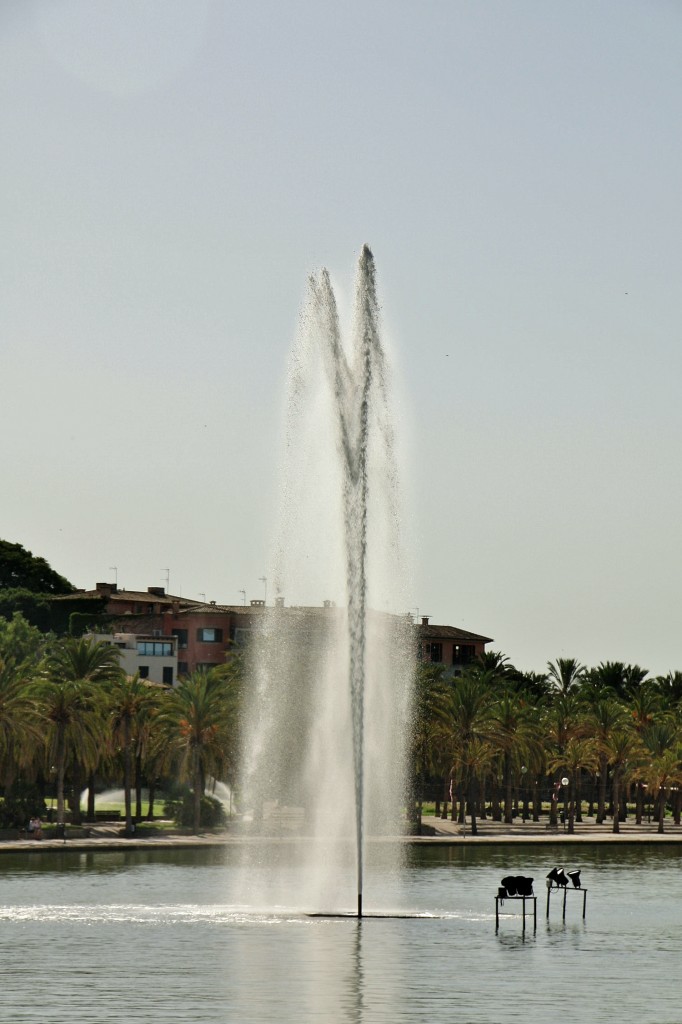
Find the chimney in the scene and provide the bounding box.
[421,616,430,626]
[147,587,165,597]
[275,596,284,608]
[96,582,117,595]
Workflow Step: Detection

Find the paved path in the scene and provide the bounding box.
[0,815,680,854]
[415,814,682,843]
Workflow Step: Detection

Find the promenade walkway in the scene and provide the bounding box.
[0,815,680,854]
[415,813,682,843]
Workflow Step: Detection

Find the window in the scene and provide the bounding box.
[137,641,173,657]
[172,628,188,649]
[139,665,149,679]
[178,661,188,676]
[430,642,443,663]
[197,628,223,643]
[453,644,475,666]
[162,666,174,686]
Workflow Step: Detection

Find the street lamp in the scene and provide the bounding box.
[520,765,528,821]
[561,776,569,831]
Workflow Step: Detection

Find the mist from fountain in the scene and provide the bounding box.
[239,246,413,915]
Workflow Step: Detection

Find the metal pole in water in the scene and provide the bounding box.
[358,892,363,919]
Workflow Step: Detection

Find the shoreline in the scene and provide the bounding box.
[0,815,680,854]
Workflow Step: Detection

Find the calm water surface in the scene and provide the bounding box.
[1,842,680,1024]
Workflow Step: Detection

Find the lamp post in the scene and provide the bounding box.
[521,765,528,821]
[562,776,570,832]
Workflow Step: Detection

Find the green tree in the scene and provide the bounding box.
[411,664,453,832]
[547,658,585,694]
[157,668,233,833]
[638,720,682,833]
[0,540,74,594]
[450,673,493,834]
[548,736,598,833]
[0,656,43,791]
[602,726,643,833]
[0,613,47,669]
[106,673,162,833]
[542,691,586,826]
[487,689,542,824]
[31,637,122,825]
[582,693,627,823]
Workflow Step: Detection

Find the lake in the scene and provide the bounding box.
[1,842,680,1023]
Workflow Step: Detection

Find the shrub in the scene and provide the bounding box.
[166,792,226,828]
[0,782,47,828]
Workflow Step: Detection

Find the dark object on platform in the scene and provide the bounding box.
[546,871,588,920]
[546,866,569,887]
[495,878,537,933]
[500,875,534,898]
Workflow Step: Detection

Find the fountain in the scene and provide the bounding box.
[240,246,414,917]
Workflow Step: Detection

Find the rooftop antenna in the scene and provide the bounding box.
[259,576,268,605]
[239,589,246,606]
[199,592,206,604]
[162,568,170,593]
[109,566,118,587]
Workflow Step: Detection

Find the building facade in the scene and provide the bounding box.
[54,584,492,678]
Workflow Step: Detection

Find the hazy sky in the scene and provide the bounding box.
[2,1,682,675]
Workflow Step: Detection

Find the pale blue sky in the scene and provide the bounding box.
[2,1,682,674]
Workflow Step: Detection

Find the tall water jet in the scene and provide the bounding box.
[240,246,413,916]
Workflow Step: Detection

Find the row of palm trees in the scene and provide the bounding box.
[0,627,240,833]
[413,653,682,834]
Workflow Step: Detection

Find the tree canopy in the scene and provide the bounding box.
[0,540,74,595]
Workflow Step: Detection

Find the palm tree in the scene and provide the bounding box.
[652,671,682,713]
[638,720,682,833]
[106,673,162,833]
[410,664,453,832]
[542,691,585,826]
[450,673,493,834]
[487,689,541,824]
[629,683,662,822]
[30,637,122,825]
[602,726,644,833]
[582,693,627,823]
[547,658,585,694]
[0,656,42,791]
[157,668,233,833]
[548,736,598,833]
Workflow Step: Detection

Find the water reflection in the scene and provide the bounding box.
[2,845,682,1023]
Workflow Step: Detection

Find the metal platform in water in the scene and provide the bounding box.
[305,911,437,919]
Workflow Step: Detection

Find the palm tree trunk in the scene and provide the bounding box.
[135,750,143,820]
[469,774,478,835]
[123,717,133,833]
[597,755,608,823]
[87,773,96,821]
[532,777,540,822]
[575,770,583,822]
[56,724,66,826]
[146,778,156,820]
[504,754,513,824]
[658,788,667,834]
[70,761,83,825]
[193,749,202,833]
